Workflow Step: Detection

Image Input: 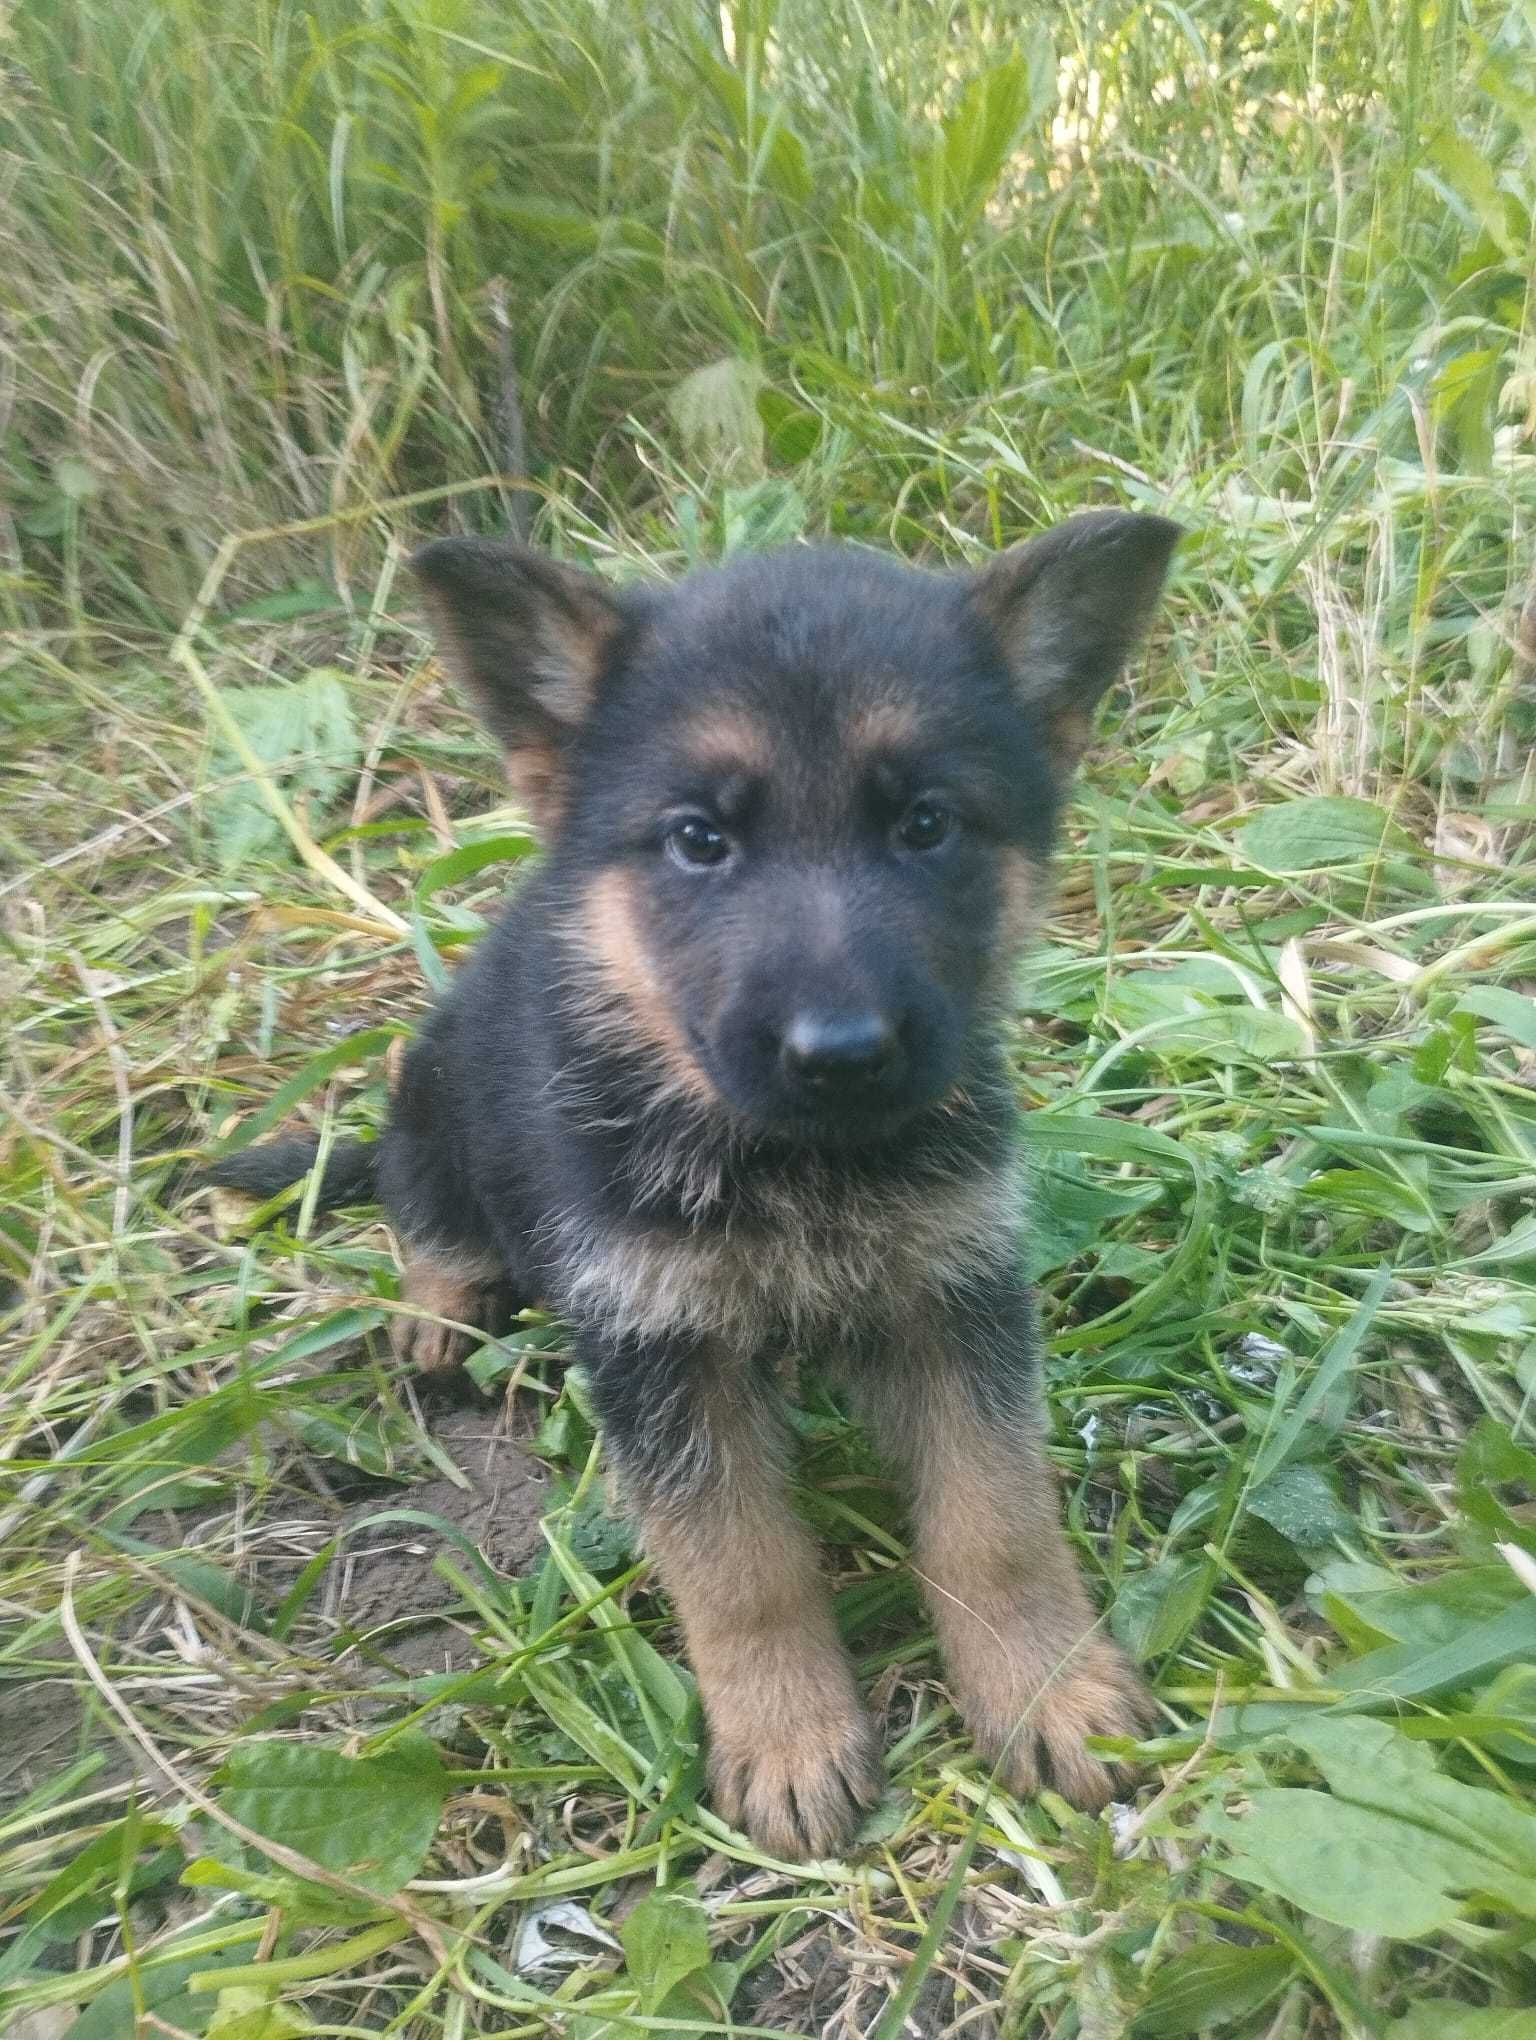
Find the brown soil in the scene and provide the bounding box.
[2,1401,551,1812]
[325,1400,550,1666]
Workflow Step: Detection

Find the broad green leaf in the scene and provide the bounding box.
[940,52,1043,224]
[1474,1665,1536,1764]
[181,1853,379,1924]
[620,1890,712,2016]
[1236,795,1410,872]
[1427,134,1519,258]
[1457,986,1536,1050]
[1245,1463,1356,1554]
[1312,1558,1522,1657]
[686,45,811,202]
[245,1305,388,1372]
[1331,1595,1536,1701]
[1207,1716,1536,1934]
[228,580,345,623]
[1104,974,1244,1029]
[1461,1416,1536,1487]
[207,1987,308,2040]
[1457,1419,1536,1541]
[466,1318,566,1391]
[1103,976,1308,1064]
[521,1664,652,1788]
[1025,1155,1161,1278]
[1297,1165,1437,1232]
[1387,2005,1536,2038]
[213,1734,448,1894]
[553,1484,640,1574]
[1024,944,1112,1015]
[720,477,806,555]
[1111,1555,1217,1660]
[1431,347,1500,474]
[208,667,360,870]
[54,454,99,501]
[6,1818,177,1975]
[1134,1940,1295,2036]
[757,386,821,465]
[482,196,605,248]
[62,1944,252,2040]
[1364,1063,1440,1129]
[1203,1790,1495,1935]
[293,1404,416,1479]
[755,111,812,206]
[1289,1716,1536,1891]
[1480,49,1536,142]
[1022,1109,1196,1175]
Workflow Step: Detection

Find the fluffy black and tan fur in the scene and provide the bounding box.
[208,512,1181,1859]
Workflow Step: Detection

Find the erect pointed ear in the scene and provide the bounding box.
[410,537,632,823]
[969,511,1182,770]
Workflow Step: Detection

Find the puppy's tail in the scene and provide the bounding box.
[203,1137,378,1211]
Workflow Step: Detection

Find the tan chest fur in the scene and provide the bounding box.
[543,1155,1026,1347]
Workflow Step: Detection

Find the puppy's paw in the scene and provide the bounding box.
[708,1700,884,1861]
[963,1636,1152,1810]
[390,1311,477,1374]
[391,1254,505,1374]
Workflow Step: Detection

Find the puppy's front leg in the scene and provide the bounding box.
[588,1336,882,1860]
[858,1275,1151,1808]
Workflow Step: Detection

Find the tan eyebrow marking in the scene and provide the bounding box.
[679,709,773,774]
[846,699,922,752]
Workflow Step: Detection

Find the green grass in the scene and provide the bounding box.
[5,0,1536,2031]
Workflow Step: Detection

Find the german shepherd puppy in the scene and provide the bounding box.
[209,511,1180,1860]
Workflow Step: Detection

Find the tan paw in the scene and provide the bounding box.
[962,1637,1152,1810]
[390,1253,504,1374]
[708,1700,884,1860]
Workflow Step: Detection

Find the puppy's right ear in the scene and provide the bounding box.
[410,537,632,825]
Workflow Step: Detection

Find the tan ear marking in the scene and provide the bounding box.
[969,511,1181,771]
[501,744,565,831]
[409,537,631,828]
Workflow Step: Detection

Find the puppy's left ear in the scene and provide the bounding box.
[970,511,1182,769]
[410,536,636,826]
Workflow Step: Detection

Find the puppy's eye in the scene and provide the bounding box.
[897,798,953,852]
[666,816,732,869]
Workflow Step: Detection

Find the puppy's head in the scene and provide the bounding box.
[413,514,1179,1142]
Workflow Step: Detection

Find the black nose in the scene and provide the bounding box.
[781,1010,899,1092]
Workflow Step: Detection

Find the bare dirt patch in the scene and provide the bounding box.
[2,1400,552,1812]
[325,1399,550,1668]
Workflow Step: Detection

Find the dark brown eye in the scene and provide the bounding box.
[667,817,731,868]
[897,799,952,852]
